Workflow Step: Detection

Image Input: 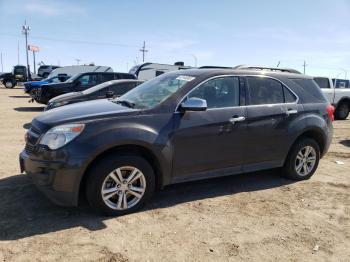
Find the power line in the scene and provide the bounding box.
[0,32,139,48]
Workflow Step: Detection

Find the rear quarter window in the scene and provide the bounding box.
[289,79,327,103]
[314,77,330,89]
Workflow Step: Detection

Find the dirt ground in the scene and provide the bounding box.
[0,86,349,262]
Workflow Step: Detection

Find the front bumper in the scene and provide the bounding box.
[19,150,87,206]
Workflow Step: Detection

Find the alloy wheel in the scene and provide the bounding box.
[294,146,317,176]
[101,166,146,210]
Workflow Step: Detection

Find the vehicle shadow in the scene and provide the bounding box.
[340,139,350,147]
[0,170,294,241]
[23,123,32,129]
[9,95,30,98]
[14,107,44,112]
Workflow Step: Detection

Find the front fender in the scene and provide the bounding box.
[72,118,174,196]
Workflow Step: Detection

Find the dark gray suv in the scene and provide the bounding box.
[20,69,334,216]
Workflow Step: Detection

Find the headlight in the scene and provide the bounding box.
[39,123,85,150]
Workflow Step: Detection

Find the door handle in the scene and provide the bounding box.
[286,109,298,115]
[229,116,246,124]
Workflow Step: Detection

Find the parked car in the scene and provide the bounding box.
[20,69,333,216]
[129,62,191,80]
[37,65,61,78]
[0,65,29,88]
[31,71,136,104]
[314,77,350,120]
[45,79,143,110]
[24,74,70,94]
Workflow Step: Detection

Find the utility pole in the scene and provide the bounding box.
[0,52,3,72]
[17,40,20,64]
[302,60,307,74]
[22,20,30,80]
[190,54,198,67]
[139,41,148,62]
[32,50,36,74]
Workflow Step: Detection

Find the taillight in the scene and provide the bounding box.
[326,105,335,122]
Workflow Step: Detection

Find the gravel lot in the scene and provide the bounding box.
[0,86,349,261]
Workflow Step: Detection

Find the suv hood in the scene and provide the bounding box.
[49,92,82,103]
[33,99,139,130]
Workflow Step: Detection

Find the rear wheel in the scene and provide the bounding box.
[85,154,155,216]
[282,138,320,180]
[335,103,349,120]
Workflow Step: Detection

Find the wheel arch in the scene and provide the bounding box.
[286,127,327,164]
[78,144,164,204]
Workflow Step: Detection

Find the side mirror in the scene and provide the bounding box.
[179,97,207,112]
[106,90,115,98]
[75,80,81,86]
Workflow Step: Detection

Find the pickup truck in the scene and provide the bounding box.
[314,77,350,120]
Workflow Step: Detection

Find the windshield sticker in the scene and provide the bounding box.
[176,75,195,82]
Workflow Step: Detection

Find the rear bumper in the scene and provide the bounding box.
[19,150,87,206]
[323,123,333,157]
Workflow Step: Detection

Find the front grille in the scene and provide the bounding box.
[25,126,42,154]
[25,143,36,154]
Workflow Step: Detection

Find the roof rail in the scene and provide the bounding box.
[198,66,234,69]
[234,65,301,74]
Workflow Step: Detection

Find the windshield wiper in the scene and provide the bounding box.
[114,99,135,108]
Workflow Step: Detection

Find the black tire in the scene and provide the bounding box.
[4,79,14,88]
[85,154,155,216]
[334,103,349,120]
[282,138,320,180]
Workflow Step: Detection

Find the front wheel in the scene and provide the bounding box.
[85,154,155,216]
[4,79,15,88]
[282,138,320,180]
[335,103,349,120]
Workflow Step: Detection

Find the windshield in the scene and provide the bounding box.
[116,72,195,109]
[82,81,111,95]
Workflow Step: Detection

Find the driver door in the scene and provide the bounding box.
[171,76,248,181]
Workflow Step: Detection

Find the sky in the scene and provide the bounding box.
[0,0,349,78]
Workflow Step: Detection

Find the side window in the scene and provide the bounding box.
[188,77,240,109]
[247,77,284,105]
[78,74,98,86]
[284,87,297,103]
[111,83,136,96]
[101,74,114,82]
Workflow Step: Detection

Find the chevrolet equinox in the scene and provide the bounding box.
[20,69,334,216]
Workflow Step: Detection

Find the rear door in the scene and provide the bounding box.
[243,76,300,171]
[171,76,248,180]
